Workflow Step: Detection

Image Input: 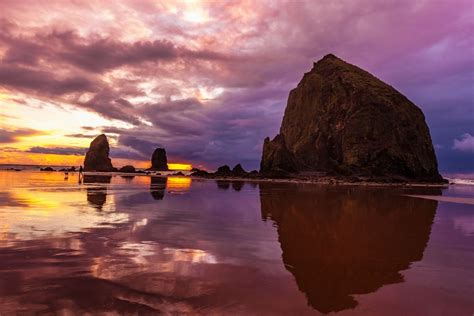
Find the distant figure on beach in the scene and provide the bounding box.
[64,171,69,180]
[78,166,83,184]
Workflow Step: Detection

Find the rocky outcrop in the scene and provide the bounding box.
[190,168,209,177]
[84,134,114,172]
[150,148,168,171]
[231,164,247,176]
[119,165,136,173]
[261,54,443,182]
[215,165,231,176]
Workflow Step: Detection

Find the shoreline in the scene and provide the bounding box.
[82,171,450,187]
[0,169,454,187]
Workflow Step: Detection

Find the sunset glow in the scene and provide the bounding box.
[0,0,472,172]
[168,163,192,171]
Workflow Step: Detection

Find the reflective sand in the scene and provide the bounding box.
[0,171,472,314]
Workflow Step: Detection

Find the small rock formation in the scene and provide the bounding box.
[261,54,443,182]
[150,148,168,171]
[191,168,209,177]
[40,167,55,171]
[231,164,247,176]
[84,134,114,172]
[215,165,231,176]
[119,165,136,173]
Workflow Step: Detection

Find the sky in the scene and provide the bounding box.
[0,0,473,173]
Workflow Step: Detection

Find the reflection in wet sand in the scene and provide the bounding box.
[167,176,192,191]
[150,176,166,200]
[84,175,112,209]
[215,180,245,192]
[216,180,230,190]
[0,172,472,314]
[260,184,438,313]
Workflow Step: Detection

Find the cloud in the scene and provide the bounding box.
[453,133,474,153]
[65,133,96,138]
[0,128,42,143]
[27,146,87,156]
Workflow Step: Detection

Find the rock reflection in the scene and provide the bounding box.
[231,181,245,191]
[83,175,111,209]
[150,176,166,200]
[259,184,439,314]
[216,180,245,191]
[216,180,230,190]
[121,175,135,182]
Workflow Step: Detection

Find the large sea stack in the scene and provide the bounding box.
[83,134,114,172]
[150,148,168,171]
[261,54,443,182]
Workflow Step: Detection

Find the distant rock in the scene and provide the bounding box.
[261,54,443,182]
[59,167,76,172]
[215,165,231,176]
[119,165,136,173]
[231,164,247,176]
[149,148,168,171]
[40,167,54,171]
[84,134,114,172]
[191,168,209,177]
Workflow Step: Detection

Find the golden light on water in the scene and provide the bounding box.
[168,163,192,171]
[166,176,192,190]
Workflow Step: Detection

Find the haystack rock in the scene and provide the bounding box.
[150,148,168,171]
[261,54,443,182]
[84,134,114,172]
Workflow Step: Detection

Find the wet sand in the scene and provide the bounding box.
[84,171,450,188]
[407,195,474,205]
[0,171,472,314]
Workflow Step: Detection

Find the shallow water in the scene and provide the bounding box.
[0,171,472,315]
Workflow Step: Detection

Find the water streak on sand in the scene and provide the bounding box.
[407,195,474,205]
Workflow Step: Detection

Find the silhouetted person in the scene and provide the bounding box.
[78,166,83,184]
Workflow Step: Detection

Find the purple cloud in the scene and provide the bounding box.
[0,128,42,143]
[453,134,474,153]
[27,146,87,156]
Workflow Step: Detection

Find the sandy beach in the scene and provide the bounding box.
[0,170,472,314]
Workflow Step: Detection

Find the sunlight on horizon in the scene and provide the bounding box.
[168,163,192,171]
